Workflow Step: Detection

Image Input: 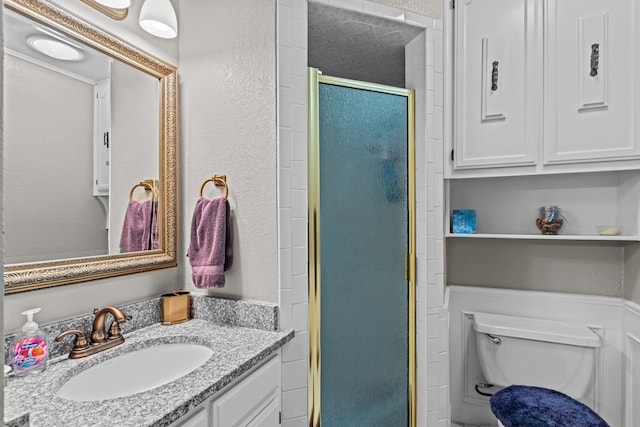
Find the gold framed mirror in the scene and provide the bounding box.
[4,0,178,294]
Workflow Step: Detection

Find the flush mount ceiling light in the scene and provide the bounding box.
[139,0,178,39]
[81,0,129,20]
[26,35,85,61]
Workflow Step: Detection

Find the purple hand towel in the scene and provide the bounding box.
[224,200,233,271]
[120,200,157,253]
[189,197,227,288]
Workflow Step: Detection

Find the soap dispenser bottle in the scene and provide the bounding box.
[10,308,49,375]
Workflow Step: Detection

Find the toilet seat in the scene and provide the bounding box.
[490,385,609,427]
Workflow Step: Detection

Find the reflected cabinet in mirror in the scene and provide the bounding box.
[4,0,178,293]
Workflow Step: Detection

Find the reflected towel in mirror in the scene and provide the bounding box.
[119,200,158,252]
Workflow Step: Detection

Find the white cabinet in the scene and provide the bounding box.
[454,0,538,169]
[453,0,640,174]
[171,355,281,427]
[93,78,111,196]
[544,0,639,165]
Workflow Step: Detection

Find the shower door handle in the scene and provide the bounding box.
[404,254,409,281]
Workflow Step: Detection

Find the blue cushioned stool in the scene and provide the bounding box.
[490,385,609,427]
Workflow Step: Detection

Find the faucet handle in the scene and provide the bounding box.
[55,329,90,358]
[106,311,131,340]
[107,321,123,340]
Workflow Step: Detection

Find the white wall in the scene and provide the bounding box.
[109,61,160,254]
[406,27,448,426]
[374,0,443,19]
[625,244,640,304]
[447,239,624,297]
[3,0,180,332]
[178,0,278,303]
[4,55,107,263]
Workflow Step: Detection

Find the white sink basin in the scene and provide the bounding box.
[56,343,214,401]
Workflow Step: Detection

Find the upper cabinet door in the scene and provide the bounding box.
[544,0,638,164]
[454,0,538,169]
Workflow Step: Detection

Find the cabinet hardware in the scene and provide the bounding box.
[450,149,455,161]
[103,131,110,148]
[590,43,599,77]
[491,61,499,91]
[450,0,455,9]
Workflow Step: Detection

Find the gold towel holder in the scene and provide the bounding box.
[129,179,157,201]
[199,175,229,200]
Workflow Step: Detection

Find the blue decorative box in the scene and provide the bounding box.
[452,209,476,234]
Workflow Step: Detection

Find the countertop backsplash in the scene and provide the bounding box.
[4,294,280,363]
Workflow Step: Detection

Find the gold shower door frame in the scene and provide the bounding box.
[307,68,417,427]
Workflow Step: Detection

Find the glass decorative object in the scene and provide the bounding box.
[452,209,476,234]
[536,206,565,235]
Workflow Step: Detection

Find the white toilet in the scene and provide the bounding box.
[472,312,602,426]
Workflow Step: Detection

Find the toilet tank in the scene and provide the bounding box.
[472,312,601,399]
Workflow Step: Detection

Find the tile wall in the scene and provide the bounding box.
[277,1,446,425]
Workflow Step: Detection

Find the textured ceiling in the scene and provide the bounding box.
[308,3,423,88]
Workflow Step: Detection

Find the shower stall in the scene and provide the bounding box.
[308,68,416,426]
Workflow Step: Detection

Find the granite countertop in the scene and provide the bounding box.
[4,319,294,427]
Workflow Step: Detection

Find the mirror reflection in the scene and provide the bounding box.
[4,8,160,264]
[3,0,178,294]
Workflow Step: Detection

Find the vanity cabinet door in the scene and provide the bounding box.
[174,406,208,427]
[211,355,281,427]
[171,355,281,427]
[246,395,281,427]
[544,0,638,165]
[454,0,538,169]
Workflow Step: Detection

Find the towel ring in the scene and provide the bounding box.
[199,175,229,200]
[129,179,157,201]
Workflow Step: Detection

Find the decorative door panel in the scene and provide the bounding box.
[544,0,638,164]
[454,0,538,169]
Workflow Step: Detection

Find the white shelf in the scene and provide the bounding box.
[447,233,640,242]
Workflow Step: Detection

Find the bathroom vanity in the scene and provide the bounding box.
[173,354,282,427]
[4,311,293,426]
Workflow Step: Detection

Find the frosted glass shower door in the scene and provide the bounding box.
[309,69,416,427]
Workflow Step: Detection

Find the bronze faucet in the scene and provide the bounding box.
[56,306,132,359]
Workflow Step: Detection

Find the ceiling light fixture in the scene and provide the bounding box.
[26,35,85,61]
[81,0,129,20]
[139,0,178,39]
[80,0,177,39]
